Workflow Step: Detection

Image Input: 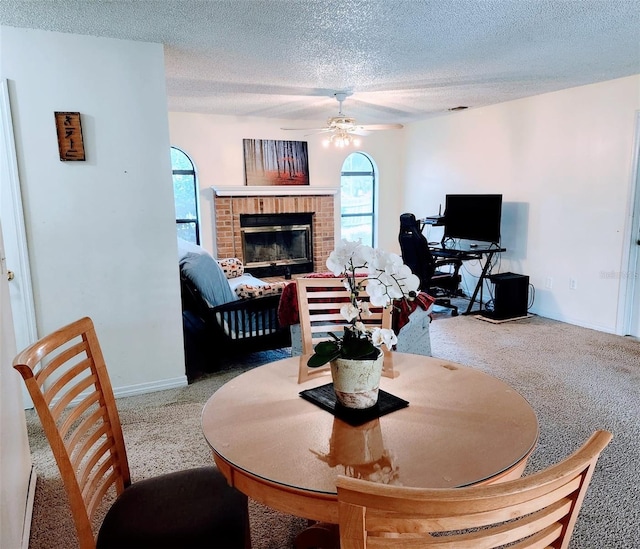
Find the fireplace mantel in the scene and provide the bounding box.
[211,185,338,197]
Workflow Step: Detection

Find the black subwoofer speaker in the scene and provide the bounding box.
[487,272,529,320]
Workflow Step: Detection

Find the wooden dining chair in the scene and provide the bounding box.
[295,277,394,383]
[13,316,249,549]
[336,429,612,548]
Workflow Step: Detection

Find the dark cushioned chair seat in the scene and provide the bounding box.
[97,466,248,549]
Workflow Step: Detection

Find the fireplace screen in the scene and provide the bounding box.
[242,225,311,267]
[240,212,314,277]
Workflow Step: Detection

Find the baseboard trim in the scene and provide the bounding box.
[21,465,37,549]
[112,376,188,399]
[530,308,617,334]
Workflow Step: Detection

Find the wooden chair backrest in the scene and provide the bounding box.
[296,277,393,383]
[13,317,130,549]
[337,430,612,549]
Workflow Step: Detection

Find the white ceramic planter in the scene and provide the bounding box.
[330,352,384,409]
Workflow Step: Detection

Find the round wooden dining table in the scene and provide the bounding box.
[201,353,538,526]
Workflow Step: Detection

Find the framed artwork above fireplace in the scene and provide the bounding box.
[243,139,309,186]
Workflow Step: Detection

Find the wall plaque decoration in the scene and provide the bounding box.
[243,139,309,186]
[54,111,85,161]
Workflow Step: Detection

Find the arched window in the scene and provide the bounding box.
[171,147,199,244]
[340,152,376,246]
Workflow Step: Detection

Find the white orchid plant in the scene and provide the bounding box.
[307,239,420,368]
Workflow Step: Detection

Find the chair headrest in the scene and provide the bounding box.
[399,213,419,233]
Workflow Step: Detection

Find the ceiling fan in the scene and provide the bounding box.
[281,92,403,148]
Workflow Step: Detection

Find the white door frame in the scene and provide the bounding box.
[621,111,640,336]
[0,79,37,406]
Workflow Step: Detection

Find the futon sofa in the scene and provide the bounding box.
[177,239,291,380]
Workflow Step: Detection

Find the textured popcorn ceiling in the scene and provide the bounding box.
[1,0,639,124]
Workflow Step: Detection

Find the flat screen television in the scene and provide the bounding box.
[443,194,502,244]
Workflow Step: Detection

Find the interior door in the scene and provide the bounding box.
[0,218,34,549]
[624,112,640,337]
[0,79,37,407]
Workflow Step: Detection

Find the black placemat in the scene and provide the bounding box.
[299,383,409,426]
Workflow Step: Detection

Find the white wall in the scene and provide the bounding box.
[1,27,186,392]
[168,112,406,254]
[403,75,640,333]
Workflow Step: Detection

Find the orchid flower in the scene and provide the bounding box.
[307,239,420,368]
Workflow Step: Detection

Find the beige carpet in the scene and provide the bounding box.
[25,314,640,548]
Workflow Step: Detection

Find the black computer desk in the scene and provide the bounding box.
[429,243,506,315]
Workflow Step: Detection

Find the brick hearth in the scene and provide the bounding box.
[212,186,337,273]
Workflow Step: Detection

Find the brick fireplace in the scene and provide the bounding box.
[212,186,337,274]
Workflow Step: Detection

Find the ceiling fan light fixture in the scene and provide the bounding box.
[322,129,360,149]
[286,91,399,148]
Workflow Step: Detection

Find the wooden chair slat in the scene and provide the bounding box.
[307,302,344,310]
[50,369,96,418]
[337,431,611,549]
[81,450,117,501]
[59,391,101,439]
[74,427,111,485]
[85,462,120,519]
[366,476,582,532]
[310,320,346,327]
[34,340,87,388]
[66,407,107,459]
[410,498,571,548]
[506,523,563,549]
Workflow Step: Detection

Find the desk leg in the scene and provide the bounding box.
[463,251,496,315]
[294,522,339,549]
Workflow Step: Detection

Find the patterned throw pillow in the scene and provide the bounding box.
[216,258,244,279]
[234,282,288,300]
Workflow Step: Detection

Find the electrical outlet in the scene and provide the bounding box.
[569,278,578,290]
[545,277,553,289]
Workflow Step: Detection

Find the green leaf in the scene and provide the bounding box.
[307,351,340,368]
[341,337,377,359]
[313,340,341,356]
[307,340,342,368]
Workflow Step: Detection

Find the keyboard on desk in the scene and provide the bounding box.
[431,248,465,259]
[431,245,501,258]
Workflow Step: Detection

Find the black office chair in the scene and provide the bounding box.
[399,213,462,316]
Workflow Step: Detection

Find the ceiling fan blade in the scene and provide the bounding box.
[282,94,404,136]
[304,129,333,136]
[281,126,328,131]
[358,123,404,131]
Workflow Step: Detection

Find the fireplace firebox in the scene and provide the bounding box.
[240,213,314,277]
